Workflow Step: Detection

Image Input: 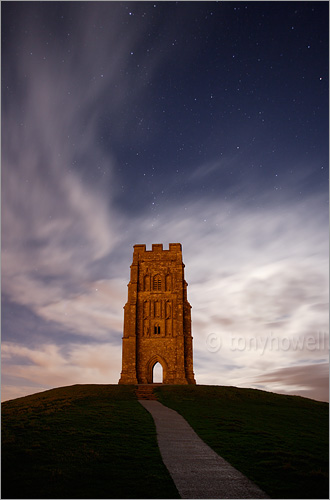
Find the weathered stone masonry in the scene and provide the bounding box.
[119,243,196,384]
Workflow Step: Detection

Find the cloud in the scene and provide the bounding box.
[254,362,329,402]
[2,190,328,401]
[2,2,179,322]
[2,341,122,402]
[2,5,132,327]
[117,195,328,401]
[35,279,126,339]
[3,191,328,401]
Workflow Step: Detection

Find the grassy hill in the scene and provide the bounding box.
[2,384,328,499]
[1,385,178,499]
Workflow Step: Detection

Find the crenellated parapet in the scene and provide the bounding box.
[133,243,182,254]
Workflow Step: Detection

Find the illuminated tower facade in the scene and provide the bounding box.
[119,243,196,384]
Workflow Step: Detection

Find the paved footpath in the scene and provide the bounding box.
[140,400,269,499]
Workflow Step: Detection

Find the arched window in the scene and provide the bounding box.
[153,362,163,383]
[153,274,162,291]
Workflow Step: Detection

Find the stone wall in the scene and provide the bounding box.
[119,243,196,384]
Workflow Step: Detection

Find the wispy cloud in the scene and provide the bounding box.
[119,195,329,401]
[2,342,122,402]
[254,362,329,401]
[2,191,328,401]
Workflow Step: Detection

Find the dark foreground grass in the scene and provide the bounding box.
[3,384,328,499]
[2,384,178,499]
[155,385,329,499]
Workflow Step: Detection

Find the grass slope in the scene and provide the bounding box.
[2,384,328,499]
[1,385,178,499]
[155,385,329,499]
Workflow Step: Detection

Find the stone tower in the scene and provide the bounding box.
[119,243,196,384]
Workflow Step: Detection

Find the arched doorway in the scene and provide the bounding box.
[153,362,163,383]
[145,355,168,384]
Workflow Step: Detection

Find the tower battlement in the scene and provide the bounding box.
[133,243,182,254]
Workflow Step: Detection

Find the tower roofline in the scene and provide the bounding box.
[133,243,182,254]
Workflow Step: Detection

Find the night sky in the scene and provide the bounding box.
[2,1,329,402]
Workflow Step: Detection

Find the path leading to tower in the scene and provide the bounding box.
[139,399,269,499]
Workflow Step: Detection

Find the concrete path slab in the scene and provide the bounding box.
[140,400,269,499]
